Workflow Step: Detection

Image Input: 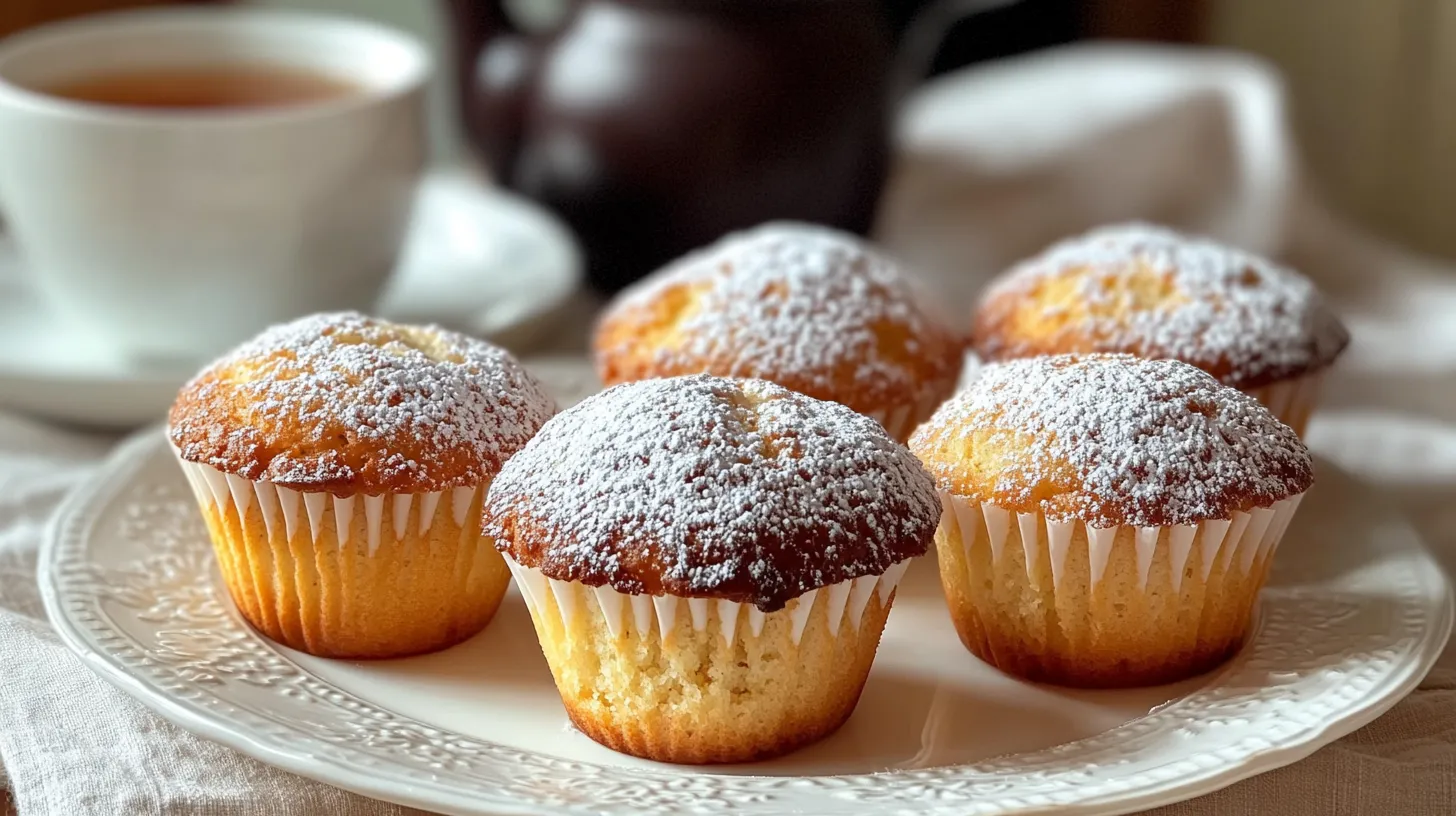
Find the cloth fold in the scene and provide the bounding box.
[2,44,1454,815]
[0,414,427,816]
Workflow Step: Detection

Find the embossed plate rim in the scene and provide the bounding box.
[40,428,1455,816]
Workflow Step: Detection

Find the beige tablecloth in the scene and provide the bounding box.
[1,43,1454,815]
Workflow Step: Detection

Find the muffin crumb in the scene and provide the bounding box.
[169,311,555,494]
[485,374,940,611]
[911,353,1312,528]
[974,222,1349,388]
[594,222,964,426]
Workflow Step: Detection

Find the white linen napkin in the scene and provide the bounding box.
[0,43,1453,815]
[0,413,433,815]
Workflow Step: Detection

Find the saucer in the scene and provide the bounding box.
[0,167,582,428]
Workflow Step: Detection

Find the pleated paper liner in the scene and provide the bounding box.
[1242,371,1326,437]
[504,558,910,764]
[866,388,951,442]
[934,491,1305,687]
[174,453,509,658]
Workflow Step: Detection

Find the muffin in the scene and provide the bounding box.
[909,354,1313,687]
[483,374,940,763]
[593,222,964,441]
[972,223,1349,436]
[169,312,555,659]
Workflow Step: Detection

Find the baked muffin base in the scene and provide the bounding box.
[934,491,1305,687]
[178,457,509,659]
[506,559,908,764]
[1241,371,1325,438]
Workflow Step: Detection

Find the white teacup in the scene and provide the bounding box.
[0,9,429,363]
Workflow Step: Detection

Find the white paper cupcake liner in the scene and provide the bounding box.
[173,452,482,552]
[956,351,986,392]
[867,389,948,441]
[503,558,910,647]
[936,491,1305,594]
[1241,371,1325,435]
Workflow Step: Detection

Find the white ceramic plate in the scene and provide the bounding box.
[0,167,580,429]
[39,428,1451,816]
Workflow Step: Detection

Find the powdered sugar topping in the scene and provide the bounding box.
[978,223,1349,387]
[913,354,1312,527]
[484,374,940,611]
[169,312,555,492]
[604,222,957,402]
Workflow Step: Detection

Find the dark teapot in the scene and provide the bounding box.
[445,0,919,292]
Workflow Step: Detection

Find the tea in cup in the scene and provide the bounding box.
[0,8,430,362]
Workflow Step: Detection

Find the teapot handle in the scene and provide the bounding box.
[445,0,520,56]
[445,0,535,179]
[892,0,1024,100]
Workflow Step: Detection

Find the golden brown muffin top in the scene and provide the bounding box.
[909,354,1312,528]
[483,375,939,611]
[169,312,555,495]
[973,223,1350,389]
[593,222,965,416]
